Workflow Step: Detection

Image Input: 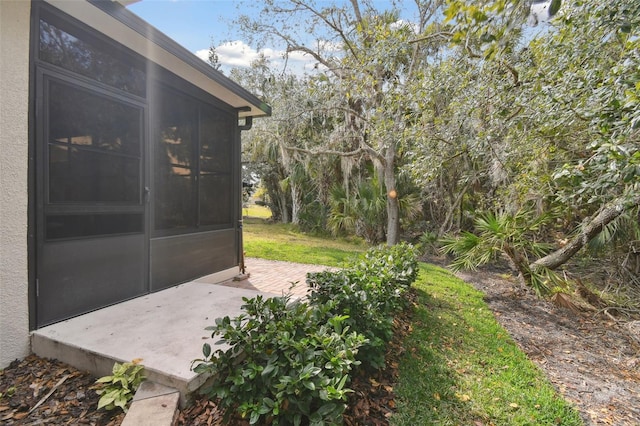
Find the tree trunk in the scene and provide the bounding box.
[503,243,532,285]
[278,191,289,223]
[438,180,472,236]
[384,147,400,246]
[290,182,301,225]
[531,195,640,271]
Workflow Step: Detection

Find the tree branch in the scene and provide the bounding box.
[285,43,340,75]
[283,139,384,164]
[499,60,519,86]
[409,31,454,44]
[349,0,362,23]
[531,194,640,271]
[288,0,361,63]
[284,145,366,157]
[506,105,524,121]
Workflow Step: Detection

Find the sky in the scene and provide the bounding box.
[127,1,553,75]
[127,1,245,66]
[126,0,412,75]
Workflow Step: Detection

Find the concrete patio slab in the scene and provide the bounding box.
[30,258,333,406]
[122,381,180,426]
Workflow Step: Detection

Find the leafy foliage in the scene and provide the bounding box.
[441,209,555,295]
[193,243,419,424]
[232,0,638,300]
[95,360,145,413]
[193,295,365,425]
[308,243,419,368]
[428,0,640,284]
[327,177,387,244]
[233,1,450,244]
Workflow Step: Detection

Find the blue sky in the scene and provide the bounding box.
[127,1,244,54]
[126,1,553,74]
[126,0,414,74]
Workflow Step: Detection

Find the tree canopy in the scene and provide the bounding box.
[220,0,639,297]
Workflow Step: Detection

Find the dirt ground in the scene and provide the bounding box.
[1,265,639,425]
[455,268,640,426]
[0,355,124,425]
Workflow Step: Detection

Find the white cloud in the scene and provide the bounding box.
[282,49,326,73]
[391,19,419,34]
[529,1,553,25]
[195,41,263,68]
[195,48,210,62]
[195,40,324,75]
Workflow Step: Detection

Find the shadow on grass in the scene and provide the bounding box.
[392,264,583,426]
[392,286,488,426]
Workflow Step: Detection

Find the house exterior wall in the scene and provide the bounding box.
[0,0,268,368]
[0,0,32,368]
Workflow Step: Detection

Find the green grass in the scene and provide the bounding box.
[243,217,368,267]
[241,221,584,425]
[391,263,583,426]
[243,204,273,219]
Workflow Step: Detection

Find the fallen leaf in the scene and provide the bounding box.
[13,412,29,420]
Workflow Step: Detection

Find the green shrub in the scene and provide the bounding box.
[193,243,419,423]
[307,243,419,369]
[192,295,366,426]
[354,242,419,291]
[307,269,390,369]
[95,360,145,413]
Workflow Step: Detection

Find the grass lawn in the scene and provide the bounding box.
[242,219,583,425]
[243,204,273,219]
[391,264,583,425]
[243,216,368,267]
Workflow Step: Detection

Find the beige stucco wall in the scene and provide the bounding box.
[0,0,32,368]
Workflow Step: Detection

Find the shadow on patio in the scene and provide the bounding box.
[30,258,332,406]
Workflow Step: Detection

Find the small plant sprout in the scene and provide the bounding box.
[95,359,145,413]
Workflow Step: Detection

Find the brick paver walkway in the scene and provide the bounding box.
[218,258,336,297]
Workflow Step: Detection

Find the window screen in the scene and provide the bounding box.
[48,80,141,204]
[39,17,146,97]
[154,87,235,232]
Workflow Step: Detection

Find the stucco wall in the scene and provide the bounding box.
[0,0,32,368]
